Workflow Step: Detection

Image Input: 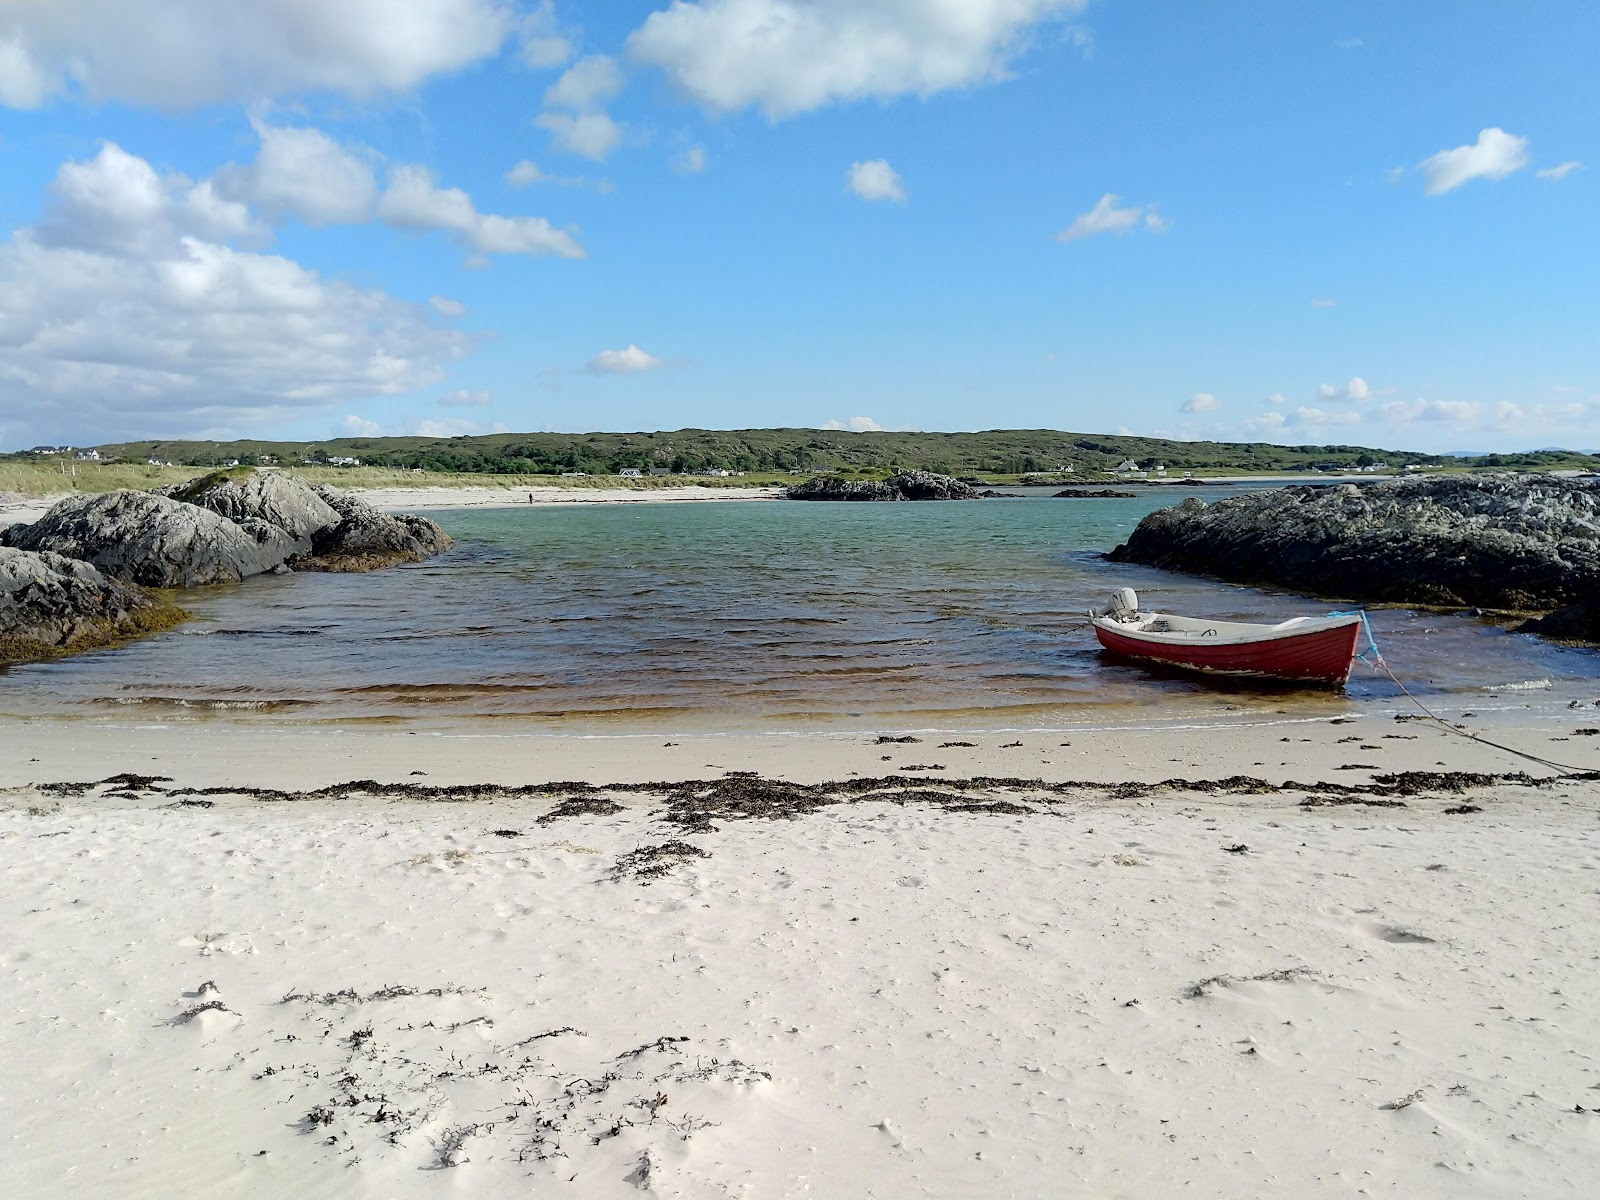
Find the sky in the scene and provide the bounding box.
[0,0,1595,454]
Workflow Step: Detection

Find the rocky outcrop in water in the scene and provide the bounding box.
[786,471,982,501]
[159,471,341,559]
[0,546,187,665]
[1055,488,1137,499]
[2,490,296,587]
[301,486,454,571]
[1107,475,1600,636]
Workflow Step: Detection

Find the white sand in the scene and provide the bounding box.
[355,484,785,511]
[5,715,1600,1198]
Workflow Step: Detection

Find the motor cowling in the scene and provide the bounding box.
[1098,587,1139,622]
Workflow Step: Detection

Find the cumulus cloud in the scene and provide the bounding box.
[846,159,905,203]
[535,111,626,161]
[1381,398,1479,424]
[1056,193,1166,242]
[506,160,550,187]
[1294,406,1361,427]
[1180,392,1220,413]
[821,416,886,432]
[1242,411,1287,434]
[215,120,377,226]
[586,344,662,374]
[0,0,512,110]
[340,415,383,436]
[440,388,491,406]
[1317,376,1371,402]
[429,295,467,317]
[1419,128,1530,196]
[1266,392,1286,406]
[519,0,573,70]
[1536,160,1583,182]
[0,143,469,447]
[537,53,626,161]
[377,164,585,258]
[626,0,1086,117]
[1309,297,1337,308]
[674,145,708,174]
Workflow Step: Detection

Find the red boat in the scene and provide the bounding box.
[1090,589,1364,686]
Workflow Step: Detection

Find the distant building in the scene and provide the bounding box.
[618,467,643,477]
[327,455,361,467]
[75,449,101,461]
[648,467,672,476]
[1113,459,1140,475]
[705,468,731,477]
[561,471,588,477]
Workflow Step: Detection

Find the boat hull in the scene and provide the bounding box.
[1093,617,1363,686]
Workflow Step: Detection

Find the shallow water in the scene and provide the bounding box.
[2,489,1596,731]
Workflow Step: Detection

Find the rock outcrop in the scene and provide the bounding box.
[1107,475,1600,635]
[1,546,187,665]
[786,471,982,501]
[2,491,295,587]
[160,470,341,558]
[300,486,454,572]
[1055,489,1137,499]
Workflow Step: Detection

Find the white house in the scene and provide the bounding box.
[618,467,643,477]
[75,449,101,461]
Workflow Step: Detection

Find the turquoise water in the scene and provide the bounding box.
[2,489,1596,731]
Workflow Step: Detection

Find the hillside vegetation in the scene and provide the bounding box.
[33,427,1600,477]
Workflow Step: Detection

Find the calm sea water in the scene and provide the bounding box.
[3,488,1595,731]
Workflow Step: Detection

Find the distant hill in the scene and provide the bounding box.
[26,427,1600,477]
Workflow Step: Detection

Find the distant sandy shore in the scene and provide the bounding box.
[355,483,785,511]
[5,711,1600,1197]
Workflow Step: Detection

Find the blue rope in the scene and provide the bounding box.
[1327,609,1383,666]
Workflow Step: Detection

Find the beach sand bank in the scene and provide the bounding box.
[6,714,1600,1197]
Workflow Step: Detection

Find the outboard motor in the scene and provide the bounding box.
[1095,587,1140,622]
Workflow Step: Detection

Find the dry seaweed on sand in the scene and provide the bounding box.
[1184,966,1317,999]
[537,796,625,825]
[1300,795,1408,809]
[607,841,710,883]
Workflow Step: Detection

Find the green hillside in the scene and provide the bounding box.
[13,427,1596,477]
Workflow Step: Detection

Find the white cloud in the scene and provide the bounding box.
[417,417,479,437]
[377,164,585,258]
[429,295,467,318]
[519,1,573,70]
[1056,193,1166,242]
[0,144,469,447]
[0,0,512,110]
[674,145,708,174]
[626,0,1086,118]
[1536,160,1583,182]
[1381,398,1480,425]
[340,415,383,436]
[1309,297,1337,308]
[1294,406,1361,427]
[1180,392,1220,413]
[506,160,550,186]
[846,159,905,203]
[545,54,623,110]
[534,111,625,161]
[216,120,377,226]
[1386,166,1405,185]
[1242,411,1287,434]
[1419,127,1530,196]
[822,416,886,432]
[39,141,267,255]
[1266,392,1286,406]
[1316,376,1371,402]
[1336,37,1363,49]
[586,344,663,374]
[440,388,491,407]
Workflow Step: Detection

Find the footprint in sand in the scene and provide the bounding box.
[1356,921,1437,944]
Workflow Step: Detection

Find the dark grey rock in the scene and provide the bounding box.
[1055,489,1138,498]
[786,471,982,501]
[1,546,186,664]
[6,491,294,587]
[1107,475,1600,630]
[159,471,341,557]
[301,485,454,571]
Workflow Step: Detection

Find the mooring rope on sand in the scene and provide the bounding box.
[1340,610,1593,778]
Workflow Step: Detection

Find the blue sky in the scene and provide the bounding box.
[0,0,1594,452]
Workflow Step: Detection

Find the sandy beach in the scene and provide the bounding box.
[6,712,1600,1198]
